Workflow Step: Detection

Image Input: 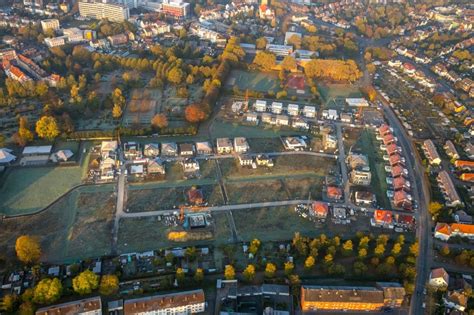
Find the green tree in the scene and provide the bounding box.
[265,263,277,278]
[184,247,198,262]
[35,116,59,141]
[439,245,450,257]
[15,236,41,265]
[73,270,99,295]
[243,264,256,282]
[33,278,62,304]
[99,275,119,296]
[353,261,368,276]
[224,265,235,280]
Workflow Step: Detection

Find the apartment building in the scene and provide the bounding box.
[36,297,102,315]
[40,18,60,32]
[79,0,130,22]
[161,0,190,18]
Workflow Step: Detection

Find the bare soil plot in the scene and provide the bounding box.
[247,137,284,152]
[282,177,324,200]
[225,179,289,204]
[0,166,83,216]
[127,184,224,212]
[0,185,115,262]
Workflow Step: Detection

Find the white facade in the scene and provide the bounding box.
[44,36,66,47]
[40,19,60,31]
[79,1,130,22]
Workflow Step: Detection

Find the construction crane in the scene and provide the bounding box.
[179,205,209,223]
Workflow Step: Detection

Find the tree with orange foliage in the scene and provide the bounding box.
[151,114,168,128]
[184,104,206,123]
[360,85,377,102]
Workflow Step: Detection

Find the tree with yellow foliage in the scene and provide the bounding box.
[151,114,168,128]
[176,268,185,283]
[265,263,277,278]
[284,261,294,276]
[73,270,99,295]
[33,278,62,304]
[35,116,59,141]
[358,248,367,258]
[374,244,385,257]
[342,240,353,256]
[112,104,123,119]
[324,254,333,265]
[224,265,235,280]
[99,275,119,296]
[243,264,256,282]
[304,256,315,270]
[15,236,41,265]
[194,268,204,282]
[409,242,419,257]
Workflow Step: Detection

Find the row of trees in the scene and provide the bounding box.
[304,59,362,82]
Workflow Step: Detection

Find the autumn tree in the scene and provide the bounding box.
[73,270,99,295]
[18,301,35,315]
[281,55,297,72]
[391,243,402,256]
[304,59,362,81]
[428,202,443,218]
[15,236,41,265]
[374,244,385,257]
[253,51,276,71]
[99,275,119,296]
[112,104,123,119]
[248,239,261,256]
[15,116,34,146]
[324,254,333,265]
[360,85,377,102]
[194,268,204,282]
[224,265,235,280]
[304,256,315,270]
[255,37,268,50]
[1,294,19,312]
[358,248,367,259]
[358,236,370,249]
[284,261,294,276]
[265,263,277,278]
[167,67,183,85]
[184,104,206,123]
[35,116,59,141]
[243,264,256,282]
[176,268,185,283]
[287,34,302,49]
[439,245,450,257]
[292,232,309,257]
[33,278,62,304]
[409,242,419,257]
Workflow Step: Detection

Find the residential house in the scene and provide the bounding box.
[246,112,258,124]
[383,134,396,146]
[303,106,316,118]
[161,142,178,156]
[371,209,394,229]
[376,283,406,308]
[271,102,283,114]
[422,140,441,165]
[195,141,212,155]
[340,113,352,123]
[255,155,273,167]
[130,164,144,177]
[36,297,102,315]
[187,187,204,205]
[393,177,410,191]
[434,223,474,241]
[391,165,408,178]
[310,202,328,219]
[123,289,205,315]
[50,150,73,162]
[179,143,194,157]
[389,154,404,167]
[453,210,473,224]
[393,190,412,209]
[282,136,307,151]
[147,159,165,176]
[354,191,375,205]
[378,124,391,137]
[238,154,253,166]
[386,143,399,156]
[444,291,468,312]
[327,186,342,201]
[291,117,309,130]
[454,160,474,172]
[323,133,337,150]
[460,173,474,182]
[429,268,449,288]
[444,140,459,159]
[287,104,299,116]
[216,138,233,154]
[437,171,462,207]
[144,143,160,158]
[124,142,141,160]
[0,148,16,165]
[322,109,338,120]
[255,100,267,112]
[261,113,273,124]
[275,115,289,126]
[182,158,200,174]
[234,137,249,153]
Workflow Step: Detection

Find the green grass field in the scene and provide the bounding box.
[0,166,83,215]
[318,84,362,104]
[225,70,279,93]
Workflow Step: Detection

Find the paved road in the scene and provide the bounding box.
[380,99,432,315]
[335,123,350,204]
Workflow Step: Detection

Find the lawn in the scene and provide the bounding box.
[318,84,362,105]
[232,206,317,242]
[0,185,115,263]
[0,166,84,215]
[210,120,297,139]
[225,70,279,93]
[219,155,333,179]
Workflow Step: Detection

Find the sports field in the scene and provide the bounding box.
[225,70,279,93]
[0,166,83,216]
[0,185,115,262]
[318,84,363,104]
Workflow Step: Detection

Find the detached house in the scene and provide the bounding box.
[161,142,178,156]
[234,137,249,153]
[216,138,233,154]
[429,268,449,288]
[195,141,212,155]
[144,143,160,158]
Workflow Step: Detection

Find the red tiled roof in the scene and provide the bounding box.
[374,209,392,224]
[386,143,398,155]
[312,202,328,216]
[460,173,474,182]
[327,186,342,199]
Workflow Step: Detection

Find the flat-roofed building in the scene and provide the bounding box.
[40,18,60,32]
[124,289,205,314]
[36,297,102,315]
[161,0,190,18]
[79,0,130,22]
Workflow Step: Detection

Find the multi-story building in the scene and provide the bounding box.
[44,36,66,48]
[36,297,102,315]
[79,0,130,22]
[161,0,190,18]
[40,18,60,32]
[63,27,84,43]
[301,284,405,312]
[123,289,205,314]
[266,44,293,57]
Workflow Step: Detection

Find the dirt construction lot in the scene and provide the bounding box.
[0,185,115,262]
